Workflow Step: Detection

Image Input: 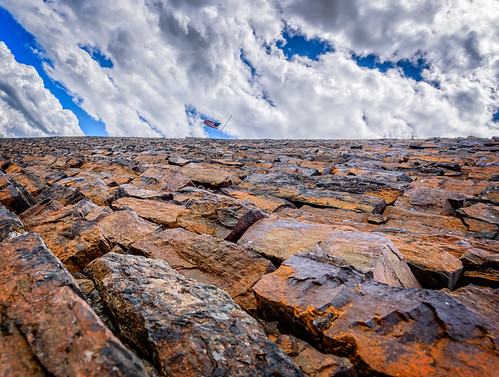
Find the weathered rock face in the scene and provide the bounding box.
[85,252,305,377]
[130,227,275,312]
[0,233,149,377]
[0,136,498,376]
[97,209,161,248]
[239,217,421,288]
[253,253,499,377]
[132,166,193,191]
[19,199,112,273]
[0,204,25,242]
[0,171,36,213]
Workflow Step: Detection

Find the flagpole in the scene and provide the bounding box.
[216,115,232,139]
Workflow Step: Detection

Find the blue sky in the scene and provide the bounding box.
[0,1,497,139]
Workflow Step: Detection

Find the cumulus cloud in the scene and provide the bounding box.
[0,41,83,137]
[2,0,498,138]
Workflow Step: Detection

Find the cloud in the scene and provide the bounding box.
[2,0,498,138]
[0,41,83,137]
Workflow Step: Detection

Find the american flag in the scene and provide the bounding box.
[203,120,221,129]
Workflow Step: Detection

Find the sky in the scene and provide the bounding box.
[0,0,498,139]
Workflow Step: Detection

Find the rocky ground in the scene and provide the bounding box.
[1,136,498,377]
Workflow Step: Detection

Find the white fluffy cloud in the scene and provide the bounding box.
[1,0,498,138]
[0,41,83,137]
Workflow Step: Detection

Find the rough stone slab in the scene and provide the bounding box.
[179,164,233,189]
[253,253,499,377]
[97,209,160,247]
[0,233,149,377]
[175,188,251,238]
[0,171,36,214]
[85,253,305,377]
[113,183,174,201]
[394,186,467,215]
[132,167,193,191]
[383,233,464,290]
[130,227,275,312]
[383,206,468,234]
[112,197,185,227]
[240,172,387,213]
[458,202,499,225]
[0,204,25,242]
[20,200,112,273]
[239,218,421,288]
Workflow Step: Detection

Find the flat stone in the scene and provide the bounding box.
[458,202,499,225]
[382,233,463,290]
[253,253,499,377]
[383,206,468,234]
[113,183,174,201]
[240,172,387,213]
[85,252,305,377]
[175,188,251,238]
[394,186,467,215]
[130,228,275,312]
[97,209,160,248]
[132,167,193,191]
[222,187,294,212]
[239,218,420,288]
[275,334,355,377]
[180,164,233,189]
[20,200,112,273]
[0,233,149,377]
[112,197,185,227]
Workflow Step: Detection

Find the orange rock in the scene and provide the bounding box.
[275,334,355,377]
[0,233,149,377]
[383,206,467,234]
[253,253,499,377]
[130,228,274,312]
[112,197,185,227]
[180,164,233,188]
[132,167,193,191]
[0,171,36,214]
[239,217,420,288]
[97,209,160,248]
[222,187,294,212]
[20,200,112,273]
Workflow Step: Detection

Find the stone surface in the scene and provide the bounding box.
[112,196,185,227]
[1,136,498,376]
[179,164,233,188]
[97,209,160,248]
[130,228,275,312]
[85,252,305,377]
[275,334,355,377]
[132,167,193,191]
[254,253,499,377]
[0,204,25,242]
[240,172,387,213]
[0,233,149,377]
[20,199,112,273]
[0,171,36,213]
[239,217,421,288]
[113,183,174,201]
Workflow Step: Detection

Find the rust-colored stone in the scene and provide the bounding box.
[130,227,274,312]
[132,166,193,191]
[97,209,160,247]
[0,233,149,377]
[239,218,421,288]
[20,200,112,273]
[112,196,185,227]
[253,253,499,377]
